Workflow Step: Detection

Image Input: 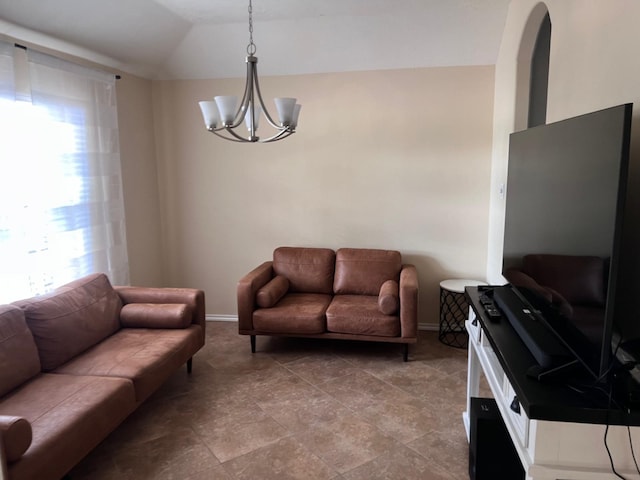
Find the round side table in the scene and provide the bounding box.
[439,279,487,348]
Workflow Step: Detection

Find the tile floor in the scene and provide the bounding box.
[68,322,483,480]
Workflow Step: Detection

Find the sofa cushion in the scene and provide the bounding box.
[333,248,402,296]
[253,293,331,334]
[53,326,203,402]
[0,415,32,463]
[120,303,192,329]
[13,273,123,371]
[0,305,42,398]
[522,254,606,306]
[378,280,399,315]
[256,275,289,308]
[273,247,336,294]
[0,373,135,480]
[327,295,400,337]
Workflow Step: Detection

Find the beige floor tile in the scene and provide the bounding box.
[113,428,220,480]
[408,429,469,480]
[330,340,410,367]
[256,384,351,433]
[69,322,475,480]
[244,371,320,403]
[317,370,416,410]
[183,464,236,480]
[216,362,305,401]
[283,353,361,385]
[260,335,337,362]
[294,410,400,473]
[66,446,130,480]
[223,436,338,480]
[193,408,289,463]
[354,397,439,443]
[341,443,453,480]
[363,360,445,397]
[102,396,194,447]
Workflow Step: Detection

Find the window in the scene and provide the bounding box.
[0,42,129,303]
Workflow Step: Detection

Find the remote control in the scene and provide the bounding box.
[480,294,493,306]
[484,304,501,321]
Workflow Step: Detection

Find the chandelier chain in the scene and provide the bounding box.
[247,0,256,55]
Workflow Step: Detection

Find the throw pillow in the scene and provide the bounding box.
[256,276,289,308]
[120,303,192,329]
[378,279,399,315]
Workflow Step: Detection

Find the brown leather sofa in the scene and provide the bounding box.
[0,273,205,480]
[503,254,607,341]
[237,247,419,360]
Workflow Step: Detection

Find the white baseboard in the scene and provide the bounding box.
[419,323,438,331]
[206,314,237,322]
[206,314,439,332]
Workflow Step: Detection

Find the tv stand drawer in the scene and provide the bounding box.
[502,378,529,448]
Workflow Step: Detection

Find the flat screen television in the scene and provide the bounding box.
[500,103,634,382]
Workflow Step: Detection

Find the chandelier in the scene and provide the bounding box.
[198,0,301,143]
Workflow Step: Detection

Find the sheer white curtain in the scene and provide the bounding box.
[0,42,13,97]
[0,42,129,303]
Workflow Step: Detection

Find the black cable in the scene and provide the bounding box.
[605,382,629,479]
[608,341,630,480]
[626,421,640,475]
[605,426,629,479]
[566,336,640,478]
[621,339,640,477]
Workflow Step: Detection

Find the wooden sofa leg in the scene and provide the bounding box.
[186,357,193,374]
[403,344,409,362]
[250,335,256,353]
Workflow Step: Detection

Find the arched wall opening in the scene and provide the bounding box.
[485,2,552,283]
[528,12,551,127]
[515,3,551,131]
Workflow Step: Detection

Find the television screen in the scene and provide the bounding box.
[502,103,633,380]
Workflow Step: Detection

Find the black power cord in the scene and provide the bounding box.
[603,392,640,479]
[626,420,640,475]
[603,338,640,480]
[604,383,628,479]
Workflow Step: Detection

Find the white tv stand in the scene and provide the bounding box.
[464,287,640,480]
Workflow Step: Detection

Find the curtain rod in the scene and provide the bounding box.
[8,39,121,80]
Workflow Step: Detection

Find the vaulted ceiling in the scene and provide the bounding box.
[0,0,511,79]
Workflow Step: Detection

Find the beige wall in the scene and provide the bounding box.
[116,74,164,286]
[152,66,495,325]
[487,0,640,283]
[16,0,640,327]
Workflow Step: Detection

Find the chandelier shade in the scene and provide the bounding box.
[198,0,301,143]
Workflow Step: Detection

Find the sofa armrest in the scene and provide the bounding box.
[237,261,274,332]
[399,264,419,339]
[0,415,32,463]
[114,287,205,336]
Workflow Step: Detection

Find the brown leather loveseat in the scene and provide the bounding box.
[237,247,419,360]
[0,273,205,480]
